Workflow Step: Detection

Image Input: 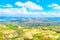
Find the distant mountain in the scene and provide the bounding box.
[0,17,60,26]
[0,16,60,21]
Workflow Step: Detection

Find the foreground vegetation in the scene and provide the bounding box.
[0,24,60,40]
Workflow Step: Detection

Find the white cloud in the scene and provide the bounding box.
[0,4,12,8]
[52,3,58,7]
[47,12,56,16]
[0,8,43,17]
[0,2,60,17]
[48,3,60,9]
[38,12,55,17]
[0,7,29,16]
[54,6,60,9]
[0,8,60,17]
[15,1,43,10]
[15,1,24,7]
[24,1,43,10]
[6,4,12,7]
[48,3,58,7]
[21,7,29,15]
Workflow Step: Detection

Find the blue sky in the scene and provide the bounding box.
[0,0,60,17]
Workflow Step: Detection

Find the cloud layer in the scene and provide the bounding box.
[48,3,60,9]
[15,1,43,10]
[0,1,60,17]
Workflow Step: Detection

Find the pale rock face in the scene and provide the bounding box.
[18,38,23,40]
[8,34,13,38]
[23,32,33,39]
